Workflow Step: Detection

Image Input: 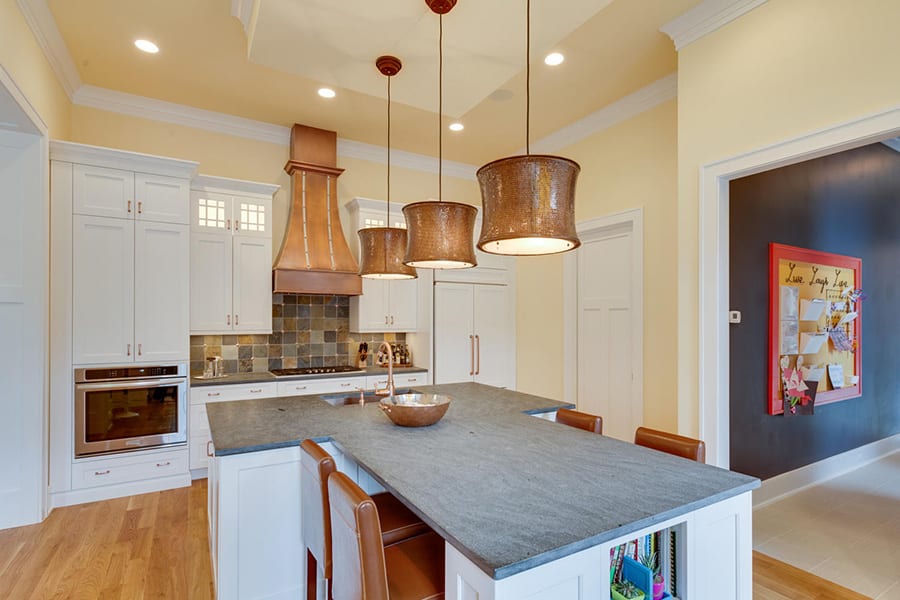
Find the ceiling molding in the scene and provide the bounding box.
[50,140,199,178]
[14,0,82,99]
[73,85,292,145]
[230,0,258,37]
[661,0,768,51]
[529,73,677,154]
[881,137,900,153]
[337,139,477,181]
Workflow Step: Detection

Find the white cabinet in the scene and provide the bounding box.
[72,216,189,365]
[434,282,514,388]
[189,176,278,335]
[347,198,418,333]
[188,382,278,471]
[73,164,190,224]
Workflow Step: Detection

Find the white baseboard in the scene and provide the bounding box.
[752,433,900,508]
[191,468,208,480]
[49,473,191,509]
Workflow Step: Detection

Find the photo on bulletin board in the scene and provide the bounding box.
[768,243,862,415]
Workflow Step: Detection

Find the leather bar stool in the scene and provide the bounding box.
[329,471,445,600]
[301,440,430,600]
[634,426,706,463]
[556,408,603,434]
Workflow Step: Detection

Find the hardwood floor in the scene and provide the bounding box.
[0,482,873,599]
[0,480,213,600]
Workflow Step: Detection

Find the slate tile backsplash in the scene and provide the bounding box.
[190,294,404,375]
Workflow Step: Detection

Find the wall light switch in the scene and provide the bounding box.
[729,310,742,324]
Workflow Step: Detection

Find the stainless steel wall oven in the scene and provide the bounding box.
[74,364,187,457]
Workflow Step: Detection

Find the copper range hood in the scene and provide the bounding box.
[273,124,362,295]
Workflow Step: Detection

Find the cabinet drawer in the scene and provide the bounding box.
[365,372,426,390]
[72,448,188,489]
[190,382,278,404]
[277,376,366,397]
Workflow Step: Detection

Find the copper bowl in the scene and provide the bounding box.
[379,393,451,427]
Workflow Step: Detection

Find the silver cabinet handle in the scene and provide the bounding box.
[294,385,307,391]
[407,377,417,383]
[94,469,110,476]
[156,461,171,468]
[127,343,131,356]
[206,440,214,457]
[249,388,263,394]
[469,335,474,376]
[207,392,221,397]
[340,382,352,388]
[475,334,480,375]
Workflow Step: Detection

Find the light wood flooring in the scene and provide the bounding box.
[0,480,872,599]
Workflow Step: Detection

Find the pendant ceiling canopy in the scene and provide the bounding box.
[403,0,477,270]
[358,55,417,280]
[476,0,581,256]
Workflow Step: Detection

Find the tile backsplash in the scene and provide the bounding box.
[190,294,405,375]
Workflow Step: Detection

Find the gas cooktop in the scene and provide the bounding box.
[269,366,363,377]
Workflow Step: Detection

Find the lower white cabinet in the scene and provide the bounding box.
[434,282,514,388]
[71,447,189,490]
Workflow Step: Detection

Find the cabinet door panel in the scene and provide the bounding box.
[73,164,133,219]
[233,195,272,238]
[474,285,514,388]
[434,283,475,384]
[350,278,389,333]
[191,191,233,234]
[135,174,190,224]
[233,235,272,333]
[73,215,134,364]
[134,221,189,362]
[190,232,233,333]
[388,278,418,331]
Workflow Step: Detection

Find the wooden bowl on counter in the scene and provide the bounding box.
[379,393,451,427]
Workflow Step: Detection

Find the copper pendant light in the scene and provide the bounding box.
[403,0,477,270]
[358,56,417,280]
[476,0,581,256]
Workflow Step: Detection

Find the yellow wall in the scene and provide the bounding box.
[675,0,900,434]
[70,105,481,257]
[0,0,71,137]
[516,100,678,429]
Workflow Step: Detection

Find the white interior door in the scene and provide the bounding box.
[0,111,46,526]
[434,282,475,384]
[576,221,641,441]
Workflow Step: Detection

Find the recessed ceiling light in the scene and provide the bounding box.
[449,122,464,132]
[544,52,565,66]
[134,39,159,54]
[317,88,336,99]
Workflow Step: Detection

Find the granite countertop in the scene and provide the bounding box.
[190,365,428,387]
[205,382,759,580]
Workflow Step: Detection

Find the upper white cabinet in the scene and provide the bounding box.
[189,176,279,335]
[73,164,190,224]
[347,198,418,333]
[434,282,515,389]
[53,141,198,366]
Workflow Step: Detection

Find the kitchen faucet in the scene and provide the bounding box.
[374,341,395,397]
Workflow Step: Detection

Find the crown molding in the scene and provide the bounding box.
[528,73,677,154]
[191,174,280,197]
[50,140,199,178]
[881,137,900,153]
[73,84,292,145]
[661,0,768,51]
[337,138,477,181]
[231,0,253,33]
[14,0,82,99]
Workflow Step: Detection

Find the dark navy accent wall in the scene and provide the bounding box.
[728,143,900,480]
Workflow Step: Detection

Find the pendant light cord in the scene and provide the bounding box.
[387,73,391,221]
[438,13,443,202]
[526,0,530,155]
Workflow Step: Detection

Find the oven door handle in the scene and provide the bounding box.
[75,378,185,391]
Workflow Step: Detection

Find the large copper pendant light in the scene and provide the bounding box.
[476,0,581,256]
[403,0,477,270]
[358,56,417,280]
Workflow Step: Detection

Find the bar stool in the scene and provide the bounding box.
[634,426,706,462]
[329,471,445,600]
[301,440,430,600]
[556,408,603,434]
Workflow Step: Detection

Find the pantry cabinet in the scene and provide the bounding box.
[189,176,278,335]
[347,198,418,333]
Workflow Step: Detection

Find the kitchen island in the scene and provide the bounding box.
[206,382,758,600]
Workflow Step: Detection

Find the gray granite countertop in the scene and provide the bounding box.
[190,365,428,387]
[205,382,759,580]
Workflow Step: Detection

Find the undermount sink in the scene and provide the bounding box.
[319,388,414,407]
